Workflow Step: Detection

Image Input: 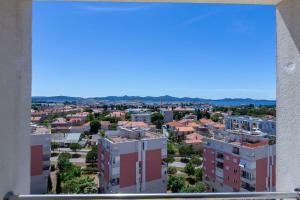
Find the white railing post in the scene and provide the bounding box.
[0,0,32,198]
[276,0,300,192]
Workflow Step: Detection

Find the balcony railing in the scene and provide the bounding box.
[7,192,300,200]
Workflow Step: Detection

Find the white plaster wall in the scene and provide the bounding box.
[276,0,300,192]
[30,174,48,194]
[0,0,32,198]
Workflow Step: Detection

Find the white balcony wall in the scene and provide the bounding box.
[0,0,32,198]
[1,0,300,197]
[276,0,300,192]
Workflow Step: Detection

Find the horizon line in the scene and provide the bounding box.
[31,95,276,101]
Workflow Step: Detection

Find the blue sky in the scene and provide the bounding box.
[32,2,276,100]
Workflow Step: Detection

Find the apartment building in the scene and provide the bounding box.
[202,130,276,192]
[98,126,167,193]
[225,116,276,135]
[131,113,151,124]
[159,108,173,123]
[30,130,51,194]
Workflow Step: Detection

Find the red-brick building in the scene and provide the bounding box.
[203,130,276,192]
[98,126,167,193]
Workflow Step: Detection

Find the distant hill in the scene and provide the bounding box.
[32,95,276,106]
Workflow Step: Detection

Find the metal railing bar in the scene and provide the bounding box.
[11,192,300,200]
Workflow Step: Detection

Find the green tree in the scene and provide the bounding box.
[100,130,106,137]
[179,145,194,156]
[168,131,179,143]
[90,120,100,134]
[86,146,98,163]
[210,113,222,123]
[194,109,211,120]
[57,153,72,172]
[69,143,82,153]
[184,162,195,176]
[51,142,59,152]
[60,165,81,182]
[86,114,94,122]
[167,143,175,154]
[43,119,49,127]
[190,155,201,166]
[168,176,185,193]
[151,112,164,129]
[194,168,203,181]
[178,145,187,156]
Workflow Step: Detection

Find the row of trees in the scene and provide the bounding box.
[213,104,276,117]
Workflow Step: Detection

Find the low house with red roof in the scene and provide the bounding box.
[183,133,204,151]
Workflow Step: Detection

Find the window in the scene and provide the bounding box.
[216,162,224,169]
[217,152,224,159]
[232,147,240,155]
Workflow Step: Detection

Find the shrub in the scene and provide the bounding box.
[167,166,177,174]
[179,145,194,156]
[194,168,203,181]
[167,143,175,154]
[184,162,195,176]
[86,145,98,163]
[190,155,201,166]
[166,155,175,163]
[168,176,185,193]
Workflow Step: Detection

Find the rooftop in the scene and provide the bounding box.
[118,121,149,128]
[206,129,271,149]
[184,133,203,144]
[176,126,195,132]
[107,131,164,143]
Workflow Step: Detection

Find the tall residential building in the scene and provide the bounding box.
[98,126,167,193]
[160,109,173,123]
[30,126,51,194]
[202,130,276,192]
[225,116,276,135]
[131,113,151,124]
